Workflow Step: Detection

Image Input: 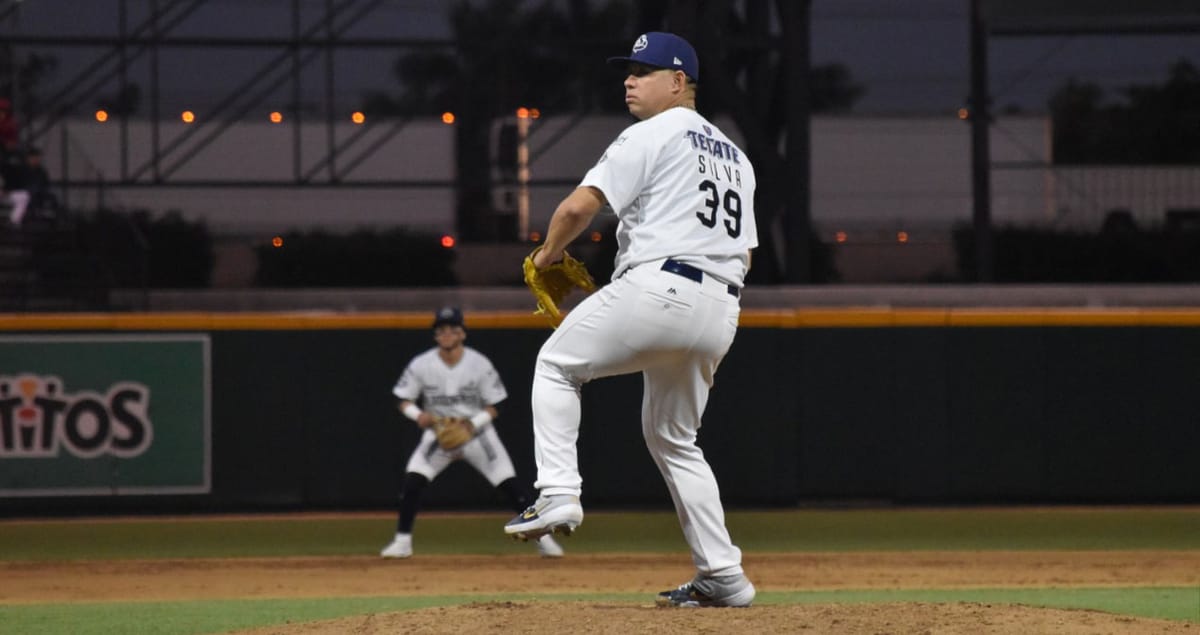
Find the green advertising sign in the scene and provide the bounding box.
[0,335,210,496]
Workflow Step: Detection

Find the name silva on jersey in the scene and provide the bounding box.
[687,129,744,189]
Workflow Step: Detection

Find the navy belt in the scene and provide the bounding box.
[661,259,739,297]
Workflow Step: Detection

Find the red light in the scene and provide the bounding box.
[95,110,109,123]
[835,231,848,243]
[897,231,909,243]
[590,231,602,242]
[440,235,456,248]
[271,236,284,248]
[516,107,530,119]
[529,231,542,242]
[441,112,455,124]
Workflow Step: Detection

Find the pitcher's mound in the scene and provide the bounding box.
[234,600,1195,634]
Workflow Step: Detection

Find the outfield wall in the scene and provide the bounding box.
[1,309,1198,515]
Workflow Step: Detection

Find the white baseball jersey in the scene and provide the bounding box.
[392,346,507,417]
[393,346,514,485]
[581,106,758,285]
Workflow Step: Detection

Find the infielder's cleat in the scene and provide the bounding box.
[379,533,413,559]
[504,494,583,540]
[536,534,565,558]
[655,574,756,608]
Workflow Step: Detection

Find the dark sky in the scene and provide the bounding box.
[5,0,1198,116]
[814,0,1199,113]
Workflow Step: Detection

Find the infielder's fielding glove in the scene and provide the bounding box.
[523,246,597,325]
[432,416,473,451]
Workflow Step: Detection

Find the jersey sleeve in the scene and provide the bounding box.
[478,359,508,407]
[391,363,421,402]
[580,124,657,211]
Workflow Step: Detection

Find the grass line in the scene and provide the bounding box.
[2,508,1198,561]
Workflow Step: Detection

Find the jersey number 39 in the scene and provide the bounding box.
[696,179,742,238]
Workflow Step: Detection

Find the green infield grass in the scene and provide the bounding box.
[2,507,1198,561]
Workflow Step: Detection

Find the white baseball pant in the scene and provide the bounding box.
[405,424,516,486]
[6,190,30,226]
[532,257,744,577]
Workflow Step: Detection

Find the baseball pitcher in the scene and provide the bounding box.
[506,32,757,607]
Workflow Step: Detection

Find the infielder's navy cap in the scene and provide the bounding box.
[607,32,698,81]
[432,306,464,329]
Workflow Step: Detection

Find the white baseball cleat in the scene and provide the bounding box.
[379,533,413,559]
[656,574,756,608]
[504,494,584,540]
[536,534,565,558]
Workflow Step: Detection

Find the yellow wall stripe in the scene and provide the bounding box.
[3,307,1200,331]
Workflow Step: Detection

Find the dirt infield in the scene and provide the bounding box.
[3,551,1198,633]
[235,601,1197,635]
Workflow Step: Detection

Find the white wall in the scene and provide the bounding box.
[37,113,1178,238]
[811,115,1051,236]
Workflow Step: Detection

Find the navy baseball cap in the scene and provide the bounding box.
[607,32,698,81]
[432,306,464,329]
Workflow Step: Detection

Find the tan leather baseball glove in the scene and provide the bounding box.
[523,246,597,326]
[432,416,473,451]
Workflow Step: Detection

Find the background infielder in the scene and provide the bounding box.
[382,306,562,559]
[505,32,757,607]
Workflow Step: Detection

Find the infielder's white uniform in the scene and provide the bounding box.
[532,106,758,577]
[393,346,516,485]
